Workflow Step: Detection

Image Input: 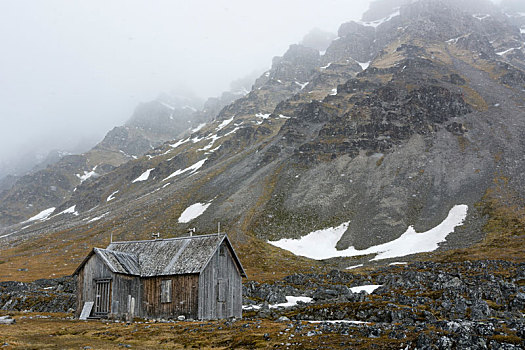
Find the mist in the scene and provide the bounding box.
[0,0,375,177]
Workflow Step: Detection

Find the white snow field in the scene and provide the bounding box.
[349,285,382,294]
[178,202,212,223]
[163,158,207,181]
[269,296,313,309]
[23,207,56,223]
[358,9,400,28]
[132,168,155,183]
[269,205,468,261]
[59,205,79,216]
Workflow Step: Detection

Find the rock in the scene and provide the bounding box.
[470,300,491,320]
[177,315,185,321]
[511,292,525,311]
[277,316,290,322]
[0,316,15,325]
[437,336,453,350]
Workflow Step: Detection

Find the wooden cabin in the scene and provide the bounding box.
[73,234,246,320]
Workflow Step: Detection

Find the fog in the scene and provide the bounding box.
[0,0,374,176]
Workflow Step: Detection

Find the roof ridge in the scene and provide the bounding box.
[109,233,226,245]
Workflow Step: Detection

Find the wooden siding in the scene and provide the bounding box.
[142,274,199,319]
[198,242,243,319]
[76,254,141,319]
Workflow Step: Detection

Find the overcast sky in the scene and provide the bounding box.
[0,0,373,171]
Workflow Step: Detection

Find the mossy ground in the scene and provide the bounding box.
[0,312,416,350]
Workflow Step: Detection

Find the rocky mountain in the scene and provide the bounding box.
[1,0,525,283]
[0,87,249,228]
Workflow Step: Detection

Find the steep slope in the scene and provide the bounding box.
[1,0,525,281]
[0,89,246,228]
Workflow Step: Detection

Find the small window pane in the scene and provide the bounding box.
[161,279,171,303]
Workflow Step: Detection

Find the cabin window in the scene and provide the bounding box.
[161,279,172,303]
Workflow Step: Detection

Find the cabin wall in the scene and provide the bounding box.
[112,274,141,318]
[198,241,243,319]
[76,255,141,318]
[141,274,199,319]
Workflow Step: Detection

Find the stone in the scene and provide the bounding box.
[0,316,15,325]
[277,316,290,322]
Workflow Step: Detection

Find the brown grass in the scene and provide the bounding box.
[436,177,525,263]
[0,311,420,350]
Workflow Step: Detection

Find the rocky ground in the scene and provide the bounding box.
[1,260,524,349]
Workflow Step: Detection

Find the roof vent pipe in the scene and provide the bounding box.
[152,232,160,240]
[188,228,196,237]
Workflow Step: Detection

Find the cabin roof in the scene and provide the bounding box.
[94,248,141,276]
[74,234,247,277]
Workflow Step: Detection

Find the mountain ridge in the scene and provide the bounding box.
[1,0,525,282]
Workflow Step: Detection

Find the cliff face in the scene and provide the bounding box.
[1,0,525,278]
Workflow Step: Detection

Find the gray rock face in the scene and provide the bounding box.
[0,277,75,313]
[270,45,320,83]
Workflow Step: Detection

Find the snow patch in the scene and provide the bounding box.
[350,285,382,294]
[170,138,190,149]
[473,14,490,20]
[223,126,241,136]
[295,81,309,90]
[163,158,207,181]
[23,207,56,223]
[446,36,462,44]
[269,221,350,260]
[107,191,119,202]
[132,168,155,183]
[496,47,521,56]
[217,117,234,131]
[59,205,79,216]
[160,101,175,110]
[255,113,271,121]
[269,296,313,309]
[191,136,204,143]
[320,62,332,70]
[389,262,408,266]
[358,9,400,28]
[77,167,98,183]
[269,205,468,261]
[199,134,221,151]
[330,88,338,96]
[205,145,222,154]
[242,304,261,311]
[346,264,363,270]
[178,202,212,223]
[191,123,207,133]
[357,61,371,70]
[183,105,197,112]
[88,213,108,223]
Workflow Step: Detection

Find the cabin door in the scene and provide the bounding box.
[94,279,112,317]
